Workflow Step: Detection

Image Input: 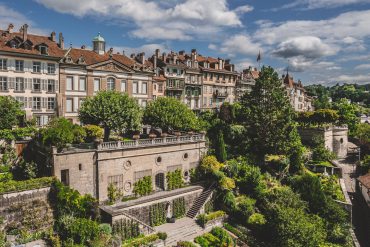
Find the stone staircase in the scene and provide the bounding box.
[186,184,214,218]
[155,217,204,246]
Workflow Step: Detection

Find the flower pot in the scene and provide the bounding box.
[132,134,140,140]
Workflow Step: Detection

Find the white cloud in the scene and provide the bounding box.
[0,4,48,35]
[333,73,370,83]
[111,43,170,57]
[234,59,255,72]
[209,34,261,57]
[276,0,370,10]
[35,0,250,41]
[355,64,370,70]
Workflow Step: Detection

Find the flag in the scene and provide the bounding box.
[257,50,261,62]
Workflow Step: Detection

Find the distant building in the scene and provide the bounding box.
[283,73,313,112]
[235,66,259,101]
[358,173,370,207]
[0,24,64,126]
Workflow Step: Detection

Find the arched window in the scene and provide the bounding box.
[107,77,115,91]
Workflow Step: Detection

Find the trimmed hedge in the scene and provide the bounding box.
[121,233,159,247]
[197,211,226,228]
[0,177,55,194]
[166,169,184,190]
[133,176,152,196]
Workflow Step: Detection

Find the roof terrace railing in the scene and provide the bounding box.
[97,134,205,151]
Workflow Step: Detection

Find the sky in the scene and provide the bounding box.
[1,0,370,85]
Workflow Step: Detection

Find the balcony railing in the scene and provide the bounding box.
[98,134,205,151]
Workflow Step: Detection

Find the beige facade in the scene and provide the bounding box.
[52,134,207,201]
[235,67,259,101]
[283,73,313,112]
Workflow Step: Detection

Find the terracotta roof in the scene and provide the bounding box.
[284,74,294,87]
[251,70,260,79]
[359,173,370,189]
[0,29,65,58]
[153,75,166,81]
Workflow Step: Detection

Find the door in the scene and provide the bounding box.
[155,172,165,191]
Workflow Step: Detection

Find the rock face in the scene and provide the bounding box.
[298,126,348,158]
[0,187,54,233]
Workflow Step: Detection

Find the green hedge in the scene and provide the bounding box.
[166,169,184,190]
[194,227,234,247]
[121,233,159,247]
[197,211,226,228]
[172,197,186,218]
[149,202,167,226]
[112,219,140,241]
[0,177,55,194]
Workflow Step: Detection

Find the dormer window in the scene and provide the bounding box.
[39,46,48,55]
[65,55,73,63]
[77,55,86,64]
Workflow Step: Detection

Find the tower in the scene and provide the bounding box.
[92,32,105,55]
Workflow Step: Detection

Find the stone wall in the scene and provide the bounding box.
[0,187,54,233]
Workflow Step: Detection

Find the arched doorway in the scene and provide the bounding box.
[155,172,165,191]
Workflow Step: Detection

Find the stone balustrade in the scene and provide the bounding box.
[98,134,205,151]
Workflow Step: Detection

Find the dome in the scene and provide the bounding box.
[93,32,105,42]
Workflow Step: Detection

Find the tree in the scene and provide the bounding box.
[79,91,142,141]
[311,109,339,126]
[332,98,359,135]
[241,66,296,163]
[143,97,200,132]
[0,96,24,130]
[41,118,86,150]
[215,130,227,162]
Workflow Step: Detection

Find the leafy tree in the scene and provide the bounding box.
[11,158,37,180]
[143,97,200,132]
[219,102,235,124]
[241,66,296,163]
[311,109,339,126]
[41,118,86,150]
[79,91,142,141]
[215,130,227,162]
[0,96,24,130]
[311,136,336,162]
[354,123,370,145]
[332,98,360,135]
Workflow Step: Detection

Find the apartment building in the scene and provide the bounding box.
[0,24,64,126]
[197,55,238,110]
[235,67,259,101]
[149,50,165,100]
[58,34,154,123]
[283,73,313,112]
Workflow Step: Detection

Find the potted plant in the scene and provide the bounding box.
[167,216,176,223]
[149,132,157,139]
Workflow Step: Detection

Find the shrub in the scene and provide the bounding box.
[197,211,226,227]
[211,227,234,246]
[112,219,140,240]
[149,202,167,226]
[107,183,122,204]
[84,125,103,142]
[98,223,112,235]
[133,176,152,196]
[200,155,224,175]
[176,241,197,247]
[219,176,235,191]
[157,232,167,240]
[172,197,186,218]
[248,213,266,226]
[235,196,256,222]
[121,233,159,247]
[166,169,184,190]
[11,158,37,180]
[0,176,54,194]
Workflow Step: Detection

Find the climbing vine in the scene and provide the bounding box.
[149,202,166,226]
[166,169,184,191]
[172,197,186,219]
[112,219,140,241]
[133,176,152,196]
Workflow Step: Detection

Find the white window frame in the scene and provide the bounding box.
[0,59,7,70]
[15,60,24,72]
[107,77,115,91]
[94,78,100,92]
[33,61,41,73]
[79,77,86,91]
[66,76,73,91]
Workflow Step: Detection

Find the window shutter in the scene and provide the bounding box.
[55,80,59,92]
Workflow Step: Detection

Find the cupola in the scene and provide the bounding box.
[92,32,105,55]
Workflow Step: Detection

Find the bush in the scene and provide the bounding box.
[200,155,224,175]
[0,176,54,194]
[11,158,37,180]
[107,183,122,204]
[112,219,140,240]
[149,202,167,226]
[197,211,226,227]
[157,232,167,240]
[133,176,152,196]
[98,223,112,235]
[84,125,103,142]
[219,176,235,191]
[247,213,266,226]
[121,233,159,247]
[235,196,256,223]
[211,227,234,246]
[176,241,197,247]
[166,169,184,190]
[172,197,186,218]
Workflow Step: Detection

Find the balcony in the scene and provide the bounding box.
[213,90,228,98]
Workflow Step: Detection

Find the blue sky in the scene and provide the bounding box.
[1,0,370,85]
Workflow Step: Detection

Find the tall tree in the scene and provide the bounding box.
[79,91,142,141]
[143,97,200,132]
[241,66,297,163]
[215,130,227,162]
[0,96,24,130]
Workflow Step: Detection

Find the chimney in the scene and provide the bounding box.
[140,52,145,65]
[179,50,185,55]
[81,45,86,49]
[191,48,197,54]
[122,50,125,55]
[225,59,230,65]
[58,33,64,49]
[218,58,223,70]
[20,24,28,41]
[155,49,160,57]
[130,53,135,59]
[109,47,113,54]
[162,52,166,61]
[7,23,14,33]
[50,31,56,42]
[153,54,157,70]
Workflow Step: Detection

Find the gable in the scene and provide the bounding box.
[87,60,134,73]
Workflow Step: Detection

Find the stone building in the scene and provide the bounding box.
[0,24,64,126]
[58,33,154,123]
[283,73,313,112]
[197,55,238,110]
[298,126,348,158]
[235,66,259,101]
[52,133,206,202]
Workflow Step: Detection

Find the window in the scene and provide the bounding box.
[108,175,123,191]
[39,46,48,55]
[141,100,147,107]
[142,82,147,94]
[203,97,207,106]
[210,73,213,79]
[0,59,7,70]
[93,78,100,92]
[203,73,207,79]
[15,60,24,72]
[158,83,163,93]
[66,98,73,112]
[167,80,173,88]
[33,61,41,73]
[0,77,7,91]
[209,98,213,106]
[121,80,126,92]
[203,86,207,93]
[15,77,24,92]
[32,97,41,110]
[47,79,55,92]
[32,79,41,92]
[107,77,115,91]
[61,169,69,186]
[66,77,73,91]
[133,81,138,94]
[79,77,86,91]
[15,96,25,109]
[47,97,55,110]
[47,63,55,74]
